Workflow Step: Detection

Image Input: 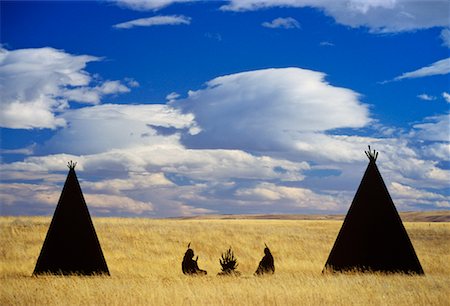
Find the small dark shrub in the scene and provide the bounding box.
[218,247,241,276]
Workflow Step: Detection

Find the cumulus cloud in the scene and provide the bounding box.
[0,183,153,215]
[0,47,131,129]
[410,114,450,142]
[0,144,311,216]
[419,142,450,160]
[393,58,450,81]
[221,0,449,33]
[262,17,300,29]
[41,104,198,155]
[113,15,191,29]
[63,80,130,103]
[1,66,449,216]
[235,182,339,210]
[4,145,309,183]
[175,67,370,152]
[389,182,450,209]
[84,172,174,193]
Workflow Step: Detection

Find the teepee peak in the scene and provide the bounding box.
[67,160,77,170]
[364,145,378,162]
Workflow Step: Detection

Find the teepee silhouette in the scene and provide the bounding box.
[33,161,109,275]
[323,147,424,274]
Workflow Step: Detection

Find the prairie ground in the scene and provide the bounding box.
[1,216,449,305]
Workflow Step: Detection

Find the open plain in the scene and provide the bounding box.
[1,214,449,305]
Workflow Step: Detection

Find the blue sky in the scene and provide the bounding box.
[1,0,449,217]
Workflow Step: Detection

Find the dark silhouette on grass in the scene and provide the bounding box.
[218,247,241,276]
[33,161,109,276]
[182,243,207,275]
[255,243,275,275]
[323,147,424,274]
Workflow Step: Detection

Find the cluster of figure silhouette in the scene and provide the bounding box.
[182,243,274,276]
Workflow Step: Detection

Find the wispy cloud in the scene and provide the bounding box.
[262,17,300,29]
[166,92,180,101]
[440,28,450,48]
[391,58,450,82]
[113,15,191,29]
[417,94,436,101]
[115,0,194,11]
[443,92,450,103]
[320,41,335,47]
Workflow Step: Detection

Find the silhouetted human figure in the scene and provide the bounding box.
[182,243,207,275]
[255,244,275,275]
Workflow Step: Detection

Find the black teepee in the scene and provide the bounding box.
[323,147,424,274]
[33,161,109,275]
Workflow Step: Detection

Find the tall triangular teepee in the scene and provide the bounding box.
[33,161,109,275]
[323,147,424,274]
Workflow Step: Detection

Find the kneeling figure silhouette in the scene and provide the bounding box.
[182,243,207,275]
[255,244,275,275]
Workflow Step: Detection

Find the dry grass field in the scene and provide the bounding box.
[1,215,449,305]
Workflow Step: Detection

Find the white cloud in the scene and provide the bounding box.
[84,172,174,194]
[262,17,300,29]
[442,92,450,103]
[0,183,153,215]
[4,145,308,182]
[393,58,450,81]
[113,15,191,29]
[114,1,448,33]
[124,78,140,88]
[0,47,131,129]
[389,182,449,209]
[2,109,449,216]
[293,134,381,163]
[221,0,449,33]
[115,0,194,11]
[166,91,180,101]
[0,143,36,156]
[420,142,450,160]
[41,103,197,155]
[441,28,450,48]
[0,144,311,216]
[83,193,154,214]
[175,67,370,152]
[1,66,449,216]
[417,94,436,101]
[411,114,450,142]
[63,80,130,104]
[235,182,340,210]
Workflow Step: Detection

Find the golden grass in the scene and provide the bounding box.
[1,217,449,305]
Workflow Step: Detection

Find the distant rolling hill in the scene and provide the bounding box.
[174,210,450,222]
